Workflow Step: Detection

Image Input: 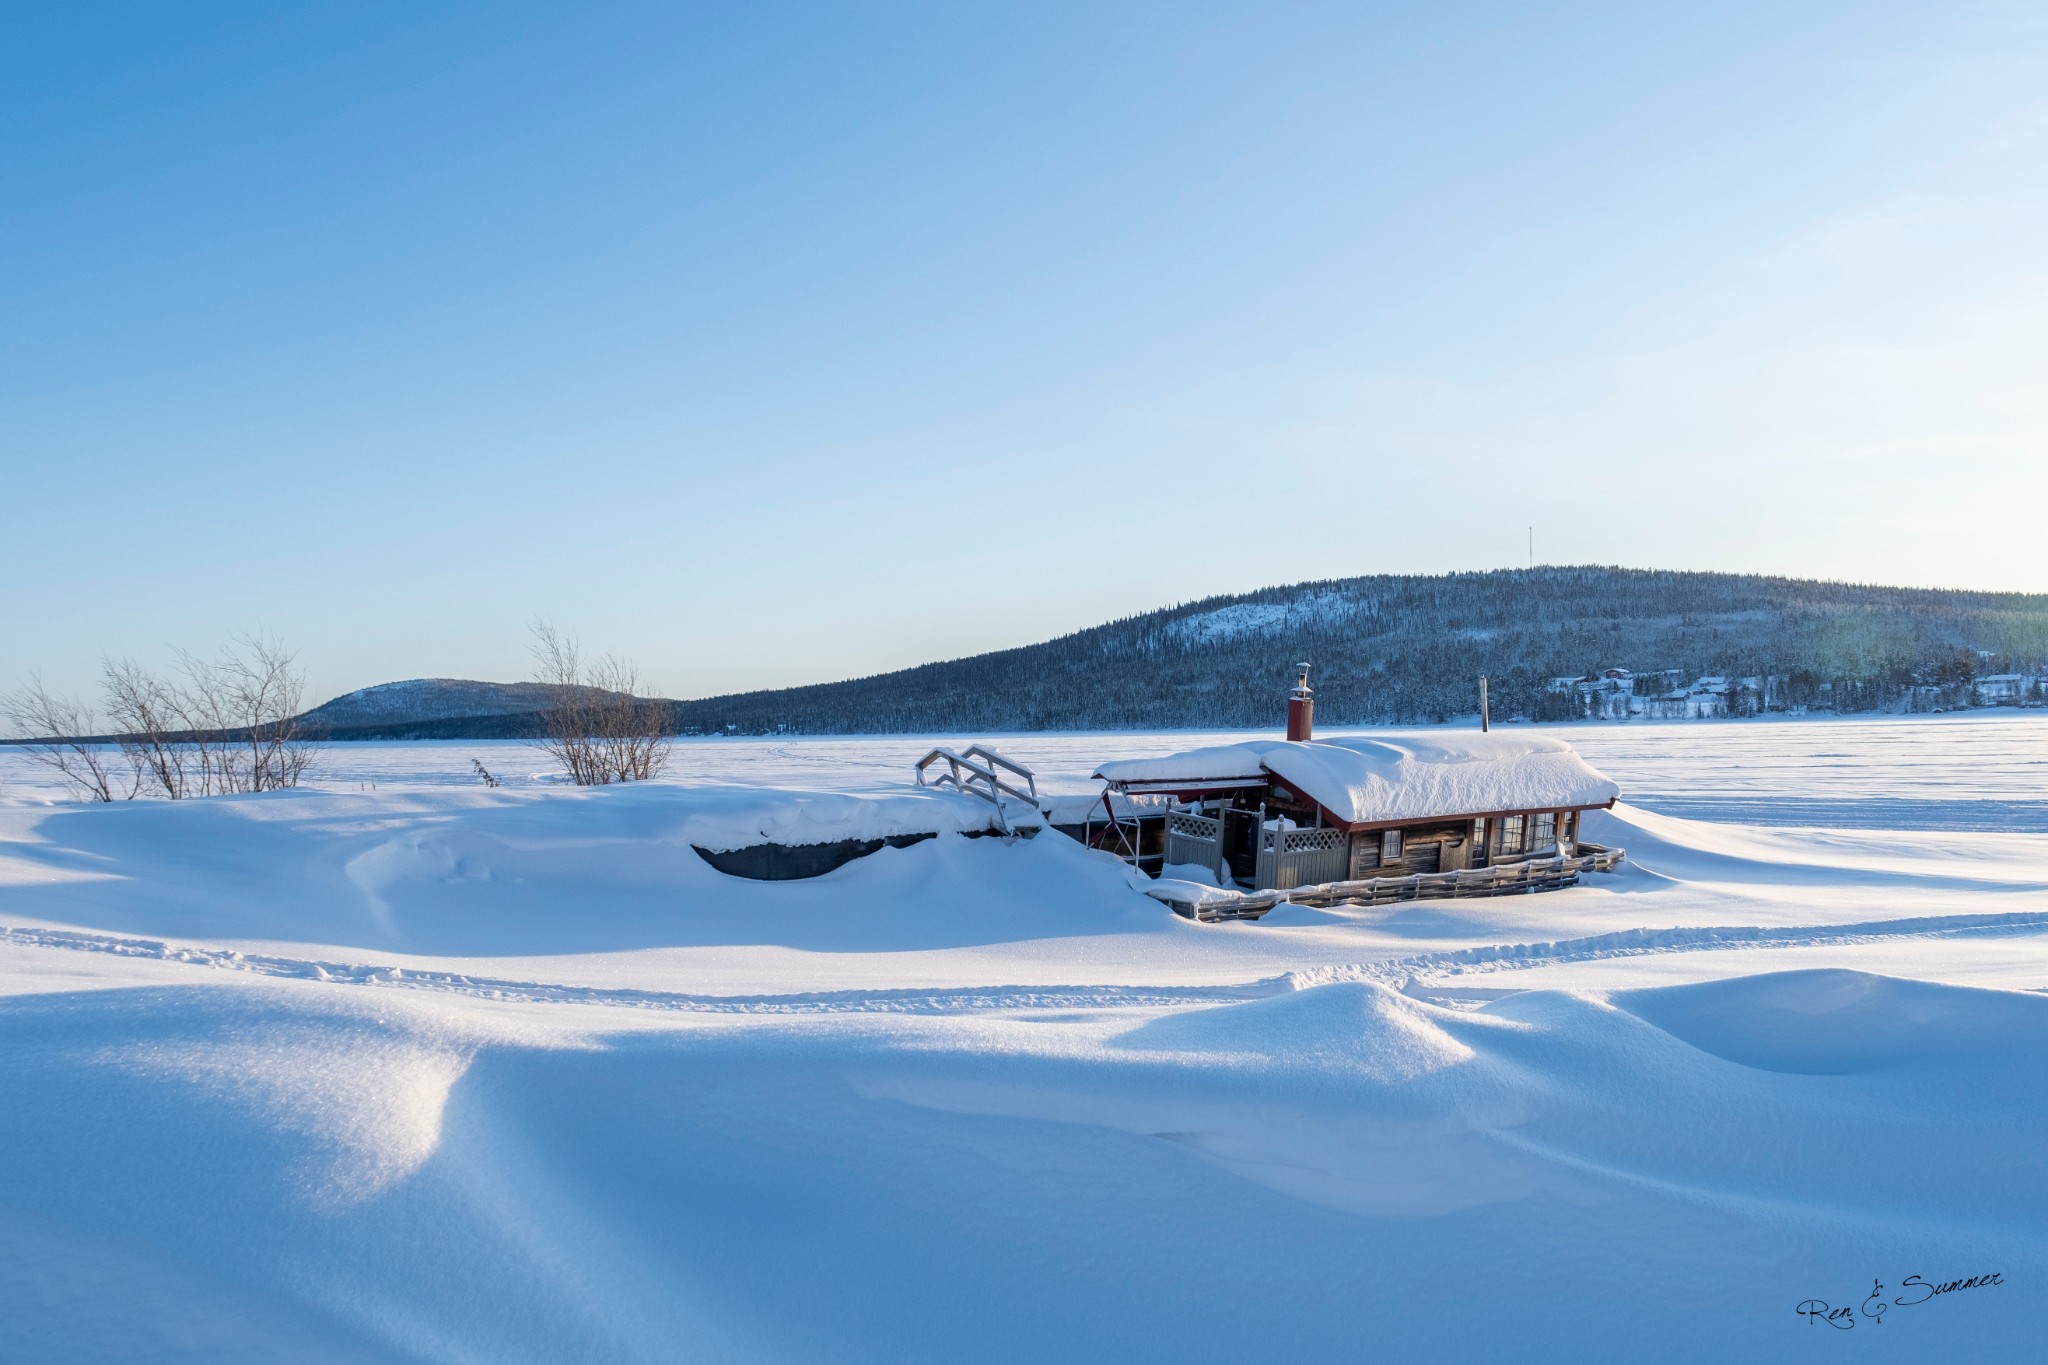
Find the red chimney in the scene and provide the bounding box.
[1286,662,1314,741]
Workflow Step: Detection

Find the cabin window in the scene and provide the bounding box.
[1499,815,1526,856]
[1532,812,1557,850]
[1381,829,1403,863]
[1472,817,1489,850]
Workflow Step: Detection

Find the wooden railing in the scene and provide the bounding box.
[1151,843,1626,922]
[1164,810,1222,872]
[1256,823,1348,890]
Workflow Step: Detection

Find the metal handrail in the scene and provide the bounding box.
[913,745,1039,833]
[958,745,1038,802]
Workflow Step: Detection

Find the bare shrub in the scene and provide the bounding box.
[531,625,604,786]
[104,658,193,798]
[10,635,314,802]
[201,632,316,793]
[0,679,131,802]
[530,623,672,786]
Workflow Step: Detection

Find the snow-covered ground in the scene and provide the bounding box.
[1,713,2044,1361]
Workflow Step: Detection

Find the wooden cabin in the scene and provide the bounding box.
[1088,667,1622,895]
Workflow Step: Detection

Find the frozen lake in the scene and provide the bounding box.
[11,710,2044,830]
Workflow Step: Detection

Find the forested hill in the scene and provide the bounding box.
[295,568,2048,738]
[663,568,2048,734]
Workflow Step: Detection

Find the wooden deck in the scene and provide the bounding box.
[1149,844,1626,922]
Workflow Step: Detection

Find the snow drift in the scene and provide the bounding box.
[1,969,2041,1362]
[3,720,2046,1363]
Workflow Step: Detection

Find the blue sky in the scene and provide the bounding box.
[6,2,2047,706]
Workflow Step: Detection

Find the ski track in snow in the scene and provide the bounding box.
[8,909,2047,1015]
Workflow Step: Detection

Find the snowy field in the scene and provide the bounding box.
[2,713,2045,1361]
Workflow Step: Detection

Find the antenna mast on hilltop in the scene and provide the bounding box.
[1528,526,1533,569]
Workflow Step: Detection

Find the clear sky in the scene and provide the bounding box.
[6,2,2047,707]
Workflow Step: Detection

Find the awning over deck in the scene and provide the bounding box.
[1093,732,1619,829]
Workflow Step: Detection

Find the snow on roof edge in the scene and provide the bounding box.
[1093,732,1619,826]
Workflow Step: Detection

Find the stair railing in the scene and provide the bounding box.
[913,745,1039,832]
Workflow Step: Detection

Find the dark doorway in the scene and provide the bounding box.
[1219,807,1259,886]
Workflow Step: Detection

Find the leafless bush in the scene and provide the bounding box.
[196,633,316,794]
[530,623,672,786]
[0,679,130,801]
[103,658,193,798]
[7,634,314,802]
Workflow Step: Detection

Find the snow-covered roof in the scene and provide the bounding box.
[1093,732,1619,828]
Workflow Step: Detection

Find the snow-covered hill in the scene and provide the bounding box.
[661,565,2048,733]
[298,678,561,732]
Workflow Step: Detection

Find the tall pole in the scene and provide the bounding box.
[1479,676,1490,732]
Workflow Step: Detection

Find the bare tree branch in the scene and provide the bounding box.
[528,623,672,786]
[0,678,130,802]
[103,658,190,798]
[8,633,316,802]
[218,632,315,792]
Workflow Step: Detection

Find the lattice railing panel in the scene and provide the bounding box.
[1280,827,1345,855]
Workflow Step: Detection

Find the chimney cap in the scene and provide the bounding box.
[1286,663,1315,740]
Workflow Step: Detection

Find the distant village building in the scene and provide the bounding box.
[1549,658,2048,716]
[1975,674,2036,706]
[1551,669,1778,719]
[1639,676,1731,719]
[1549,668,1638,720]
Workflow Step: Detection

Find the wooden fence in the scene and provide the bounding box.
[1164,810,1223,874]
[1256,823,1349,890]
[1165,810,1357,890]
